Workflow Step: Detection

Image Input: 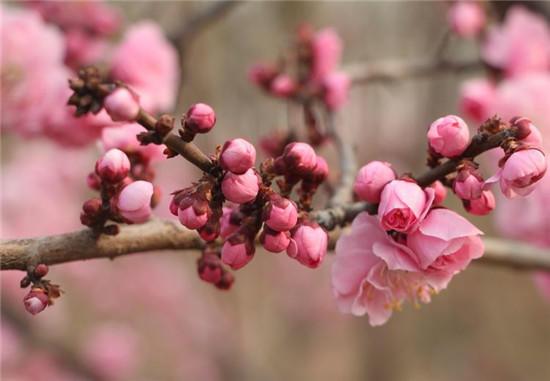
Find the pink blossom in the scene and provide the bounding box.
[279,142,317,175]
[407,208,484,290]
[64,29,108,68]
[286,222,328,268]
[459,78,496,124]
[95,148,131,183]
[453,167,483,200]
[184,103,217,134]
[354,161,396,203]
[482,6,550,77]
[264,197,298,232]
[221,169,260,204]
[110,21,179,112]
[322,71,350,110]
[378,180,434,233]
[511,116,543,148]
[100,123,166,162]
[464,190,496,215]
[431,181,448,205]
[221,240,254,270]
[270,74,296,97]
[332,213,430,325]
[117,180,154,223]
[447,1,486,38]
[427,115,470,157]
[260,228,291,253]
[104,87,140,122]
[23,288,49,315]
[220,138,256,174]
[220,207,240,239]
[178,206,208,230]
[310,28,343,82]
[308,155,329,184]
[197,253,224,284]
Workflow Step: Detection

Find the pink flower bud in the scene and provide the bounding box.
[260,227,291,253]
[310,28,342,82]
[511,117,543,148]
[178,205,208,230]
[23,289,48,315]
[117,180,154,223]
[169,197,179,216]
[322,71,350,111]
[497,149,547,198]
[280,142,317,175]
[431,181,448,205]
[198,253,224,284]
[184,103,216,134]
[310,155,329,183]
[448,1,486,38]
[220,138,256,174]
[453,167,483,200]
[463,190,495,215]
[353,161,396,203]
[287,222,328,268]
[248,63,278,88]
[270,74,296,98]
[33,264,49,278]
[221,240,254,270]
[459,79,496,124]
[427,115,470,157]
[220,207,241,239]
[87,172,101,190]
[378,180,431,233]
[264,196,298,232]
[104,88,140,122]
[95,148,131,183]
[221,169,260,204]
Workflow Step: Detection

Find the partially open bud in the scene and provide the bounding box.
[270,74,297,98]
[95,148,131,183]
[117,180,154,223]
[104,87,140,122]
[497,149,547,198]
[263,196,298,232]
[453,165,483,200]
[221,239,255,270]
[286,221,328,268]
[511,117,543,148]
[197,253,224,284]
[353,161,396,203]
[221,169,260,204]
[183,103,216,134]
[278,142,317,175]
[427,115,470,157]
[220,138,256,174]
[178,205,208,230]
[23,288,49,315]
[260,227,291,253]
[463,190,495,215]
[220,207,241,239]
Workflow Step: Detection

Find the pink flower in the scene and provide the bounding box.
[184,103,216,134]
[486,149,547,198]
[459,78,496,124]
[322,71,350,110]
[104,88,140,122]
[23,289,48,315]
[286,222,328,268]
[64,29,108,68]
[447,1,486,38]
[482,6,550,77]
[427,115,470,157]
[221,240,254,270]
[278,142,317,175]
[453,167,483,200]
[220,138,256,174]
[100,123,166,162]
[378,180,434,233]
[463,190,496,215]
[310,28,343,82]
[178,206,208,230]
[117,180,154,223]
[332,213,430,325]
[431,181,448,205]
[353,161,396,203]
[110,21,178,112]
[197,253,224,284]
[407,208,484,290]
[220,207,241,239]
[260,228,291,253]
[221,169,260,204]
[95,148,131,183]
[264,196,298,232]
[270,74,296,98]
[511,116,543,148]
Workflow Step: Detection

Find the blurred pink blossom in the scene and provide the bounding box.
[310,28,343,83]
[100,123,166,162]
[447,1,486,38]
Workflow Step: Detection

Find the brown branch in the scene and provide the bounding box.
[1,219,549,272]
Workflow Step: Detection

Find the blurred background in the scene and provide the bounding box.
[2,1,550,380]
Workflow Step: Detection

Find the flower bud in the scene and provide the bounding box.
[447,1,486,38]
[510,117,543,148]
[260,227,291,253]
[178,205,208,230]
[197,253,224,284]
[270,74,296,98]
[198,223,220,242]
[221,239,255,270]
[220,207,241,239]
[184,103,216,134]
[95,148,131,183]
[430,181,448,205]
[221,169,260,204]
[463,190,495,215]
[279,142,317,175]
[497,149,547,198]
[459,79,495,124]
[104,87,140,122]
[33,264,49,278]
[220,138,256,174]
[117,180,154,223]
[287,222,327,268]
[322,71,350,111]
[453,166,483,200]
[215,272,235,290]
[87,172,101,190]
[353,161,396,203]
[427,115,470,157]
[264,196,298,232]
[23,288,48,315]
[248,63,278,88]
[310,28,342,82]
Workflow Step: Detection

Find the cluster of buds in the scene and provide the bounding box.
[20,264,62,316]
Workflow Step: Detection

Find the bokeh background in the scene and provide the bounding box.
[2,1,550,380]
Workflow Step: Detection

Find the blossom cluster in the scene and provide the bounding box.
[332,114,546,325]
